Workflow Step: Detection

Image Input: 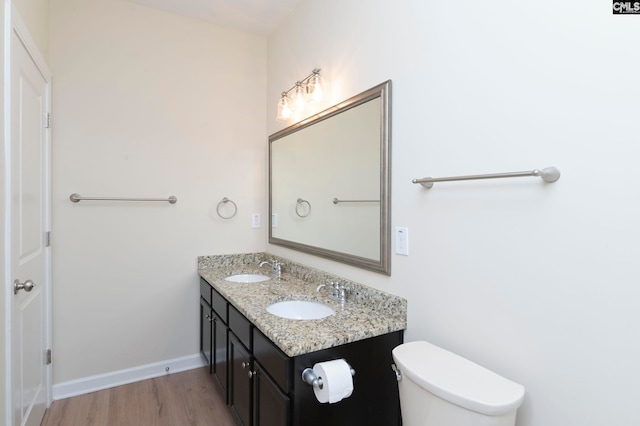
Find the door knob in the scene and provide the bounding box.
[14,279,35,295]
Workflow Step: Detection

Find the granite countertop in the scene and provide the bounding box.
[198,254,407,358]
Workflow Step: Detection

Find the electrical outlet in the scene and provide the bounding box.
[395,227,409,255]
[251,213,261,228]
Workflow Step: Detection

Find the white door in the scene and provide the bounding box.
[10,19,51,426]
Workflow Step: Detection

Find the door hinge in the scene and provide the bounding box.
[46,349,52,365]
[44,112,51,129]
[45,231,51,247]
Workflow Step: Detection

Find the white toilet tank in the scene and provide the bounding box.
[392,341,525,426]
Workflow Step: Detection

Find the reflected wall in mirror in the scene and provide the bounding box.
[269,81,391,274]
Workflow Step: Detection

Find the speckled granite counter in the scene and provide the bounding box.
[198,252,407,358]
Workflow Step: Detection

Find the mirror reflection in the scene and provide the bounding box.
[269,81,391,274]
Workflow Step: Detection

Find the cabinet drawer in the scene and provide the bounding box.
[229,305,252,350]
[253,328,291,393]
[211,286,228,324]
[199,278,212,305]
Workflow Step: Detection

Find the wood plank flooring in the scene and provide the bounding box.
[41,367,236,426]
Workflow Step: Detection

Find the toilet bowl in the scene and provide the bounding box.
[392,341,525,426]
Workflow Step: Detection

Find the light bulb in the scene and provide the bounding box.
[307,70,325,102]
[293,82,306,112]
[277,93,293,121]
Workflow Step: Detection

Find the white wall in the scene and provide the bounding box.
[267,0,640,425]
[49,0,267,385]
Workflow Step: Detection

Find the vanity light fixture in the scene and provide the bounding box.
[276,68,326,121]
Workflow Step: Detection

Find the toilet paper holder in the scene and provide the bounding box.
[301,364,356,389]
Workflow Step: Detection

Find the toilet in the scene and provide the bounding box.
[392,341,525,426]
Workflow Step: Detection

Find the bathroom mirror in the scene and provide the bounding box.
[269,81,391,275]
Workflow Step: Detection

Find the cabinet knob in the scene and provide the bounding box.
[248,370,256,379]
[242,361,250,369]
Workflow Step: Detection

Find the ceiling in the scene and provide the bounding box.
[127,0,302,35]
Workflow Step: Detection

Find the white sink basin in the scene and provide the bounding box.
[225,274,271,283]
[266,301,335,320]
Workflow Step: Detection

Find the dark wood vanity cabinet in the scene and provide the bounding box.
[200,280,213,370]
[253,361,290,426]
[290,331,403,426]
[200,278,402,426]
[253,328,291,426]
[200,280,228,400]
[229,332,253,425]
[228,325,292,426]
[200,297,212,369]
[211,305,228,398]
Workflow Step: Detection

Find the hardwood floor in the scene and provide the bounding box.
[41,367,236,426]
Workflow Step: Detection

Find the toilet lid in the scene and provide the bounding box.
[392,341,525,416]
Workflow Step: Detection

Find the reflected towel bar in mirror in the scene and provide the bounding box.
[332,198,380,204]
[412,166,561,188]
[70,193,177,203]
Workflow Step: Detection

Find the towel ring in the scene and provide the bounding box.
[217,197,237,219]
[295,198,311,217]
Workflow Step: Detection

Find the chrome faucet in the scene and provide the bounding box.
[259,260,282,279]
[316,281,349,303]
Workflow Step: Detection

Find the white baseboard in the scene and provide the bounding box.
[52,353,206,401]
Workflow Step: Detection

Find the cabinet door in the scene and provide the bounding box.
[200,297,212,371]
[211,310,228,401]
[229,333,252,426]
[253,362,290,426]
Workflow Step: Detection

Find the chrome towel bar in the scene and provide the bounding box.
[412,166,560,188]
[70,193,177,204]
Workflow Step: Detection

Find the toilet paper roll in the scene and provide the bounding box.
[312,359,354,404]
